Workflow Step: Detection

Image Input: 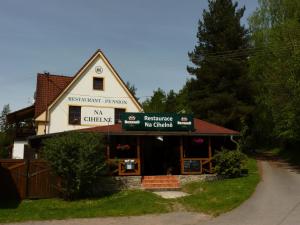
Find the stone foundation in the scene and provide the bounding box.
[95,174,220,193]
[96,176,142,192]
[178,174,220,185]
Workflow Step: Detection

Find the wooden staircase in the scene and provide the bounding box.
[141,175,181,190]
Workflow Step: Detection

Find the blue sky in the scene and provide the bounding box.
[0,0,258,112]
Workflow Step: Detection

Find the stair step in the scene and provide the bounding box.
[142,176,178,180]
[142,183,180,188]
[141,176,181,190]
[142,180,179,184]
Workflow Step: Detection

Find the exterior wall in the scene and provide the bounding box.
[93,176,142,193]
[178,174,220,185]
[38,54,141,135]
[12,141,27,159]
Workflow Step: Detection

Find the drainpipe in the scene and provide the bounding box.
[230,135,240,150]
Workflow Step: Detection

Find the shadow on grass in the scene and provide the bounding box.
[0,199,21,209]
[0,166,21,209]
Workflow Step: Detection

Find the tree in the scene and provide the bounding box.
[165,90,177,113]
[249,0,300,146]
[126,81,138,100]
[187,0,253,130]
[0,132,12,158]
[0,104,10,132]
[43,132,107,200]
[142,88,166,112]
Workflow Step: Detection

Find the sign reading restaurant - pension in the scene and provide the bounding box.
[121,113,194,131]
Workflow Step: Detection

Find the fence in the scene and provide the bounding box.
[0,159,59,200]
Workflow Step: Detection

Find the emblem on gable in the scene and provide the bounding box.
[95,66,103,74]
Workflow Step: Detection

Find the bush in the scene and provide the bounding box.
[43,132,107,200]
[214,148,248,178]
[0,132,12,158]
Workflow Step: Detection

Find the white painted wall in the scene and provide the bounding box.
[47,54,141,134]
[12,141,27,159]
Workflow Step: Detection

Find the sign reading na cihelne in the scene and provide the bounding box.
[121,113,194,131]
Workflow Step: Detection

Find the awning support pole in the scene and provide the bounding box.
[209,137,212,173]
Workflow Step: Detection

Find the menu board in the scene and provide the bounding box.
[183,160,201,173]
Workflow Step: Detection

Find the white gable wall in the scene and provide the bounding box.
[48,54,141,134]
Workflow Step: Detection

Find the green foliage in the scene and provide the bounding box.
[142,88,166,112]
[142,86,192,114]
[187,0,253,130]
[125,81,138,99]
[214,148,248,178]
[42,132,107,200]
[249,0,300,147]
[0,104,10,132]
[0,132,12,158]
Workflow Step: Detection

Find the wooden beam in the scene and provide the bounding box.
[180,136,184,174]
[208,137,212,173]
[137,136,141,175]
[106,144,110,160]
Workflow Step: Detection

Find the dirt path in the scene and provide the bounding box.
[5,160,300,225]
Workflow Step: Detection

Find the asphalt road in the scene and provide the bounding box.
[201,160,300,225]
[4,160,300,225]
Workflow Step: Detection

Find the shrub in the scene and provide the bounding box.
[43,132,107,200]
[0,132,12,158]
[214,148,248,178]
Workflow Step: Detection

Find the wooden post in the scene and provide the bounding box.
[137,136,141,175]
[208,137,212,173]
[106,144,110,160]
[180,137,184,174]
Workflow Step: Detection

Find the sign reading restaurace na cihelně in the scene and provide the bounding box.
[121,113,194,131]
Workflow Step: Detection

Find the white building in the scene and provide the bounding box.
[7,50,143,158]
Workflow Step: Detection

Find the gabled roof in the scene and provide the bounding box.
[35,73,73,118]
[79,118,239,136]
[7,105,35,124]
[33,49,143,118]
[46,49,143,114]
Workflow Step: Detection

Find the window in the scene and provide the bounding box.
[93,77,104,90]
[115,108,126,124]
[69,106,81,125]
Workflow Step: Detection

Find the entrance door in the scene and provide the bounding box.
[141,136,180,175]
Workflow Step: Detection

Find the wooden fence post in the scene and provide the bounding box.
[25,159,30,199]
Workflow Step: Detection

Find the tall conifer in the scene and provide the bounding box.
[187,0,253,130]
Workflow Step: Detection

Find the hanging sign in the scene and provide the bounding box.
[121,113,194,131]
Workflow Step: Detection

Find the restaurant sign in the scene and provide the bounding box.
[121,113,194,131]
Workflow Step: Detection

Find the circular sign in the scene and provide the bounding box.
[95,66,103,74]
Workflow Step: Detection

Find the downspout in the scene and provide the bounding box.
[230,135,240,150]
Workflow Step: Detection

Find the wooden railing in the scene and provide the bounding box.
[181,158,212,175]
[118,158,141,176]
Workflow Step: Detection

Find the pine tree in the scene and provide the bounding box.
[142,88,166,112]
[165,90,177,113]
[0,104,10,132]
[187,0,253,130]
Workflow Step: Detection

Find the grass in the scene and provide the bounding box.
[0,158,260,223]
[178,158,260,216]
[0,190,170,223]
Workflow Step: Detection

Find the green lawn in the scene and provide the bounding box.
[178,158,260,216]
[0,158,259,223]
[0,191,170,223]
